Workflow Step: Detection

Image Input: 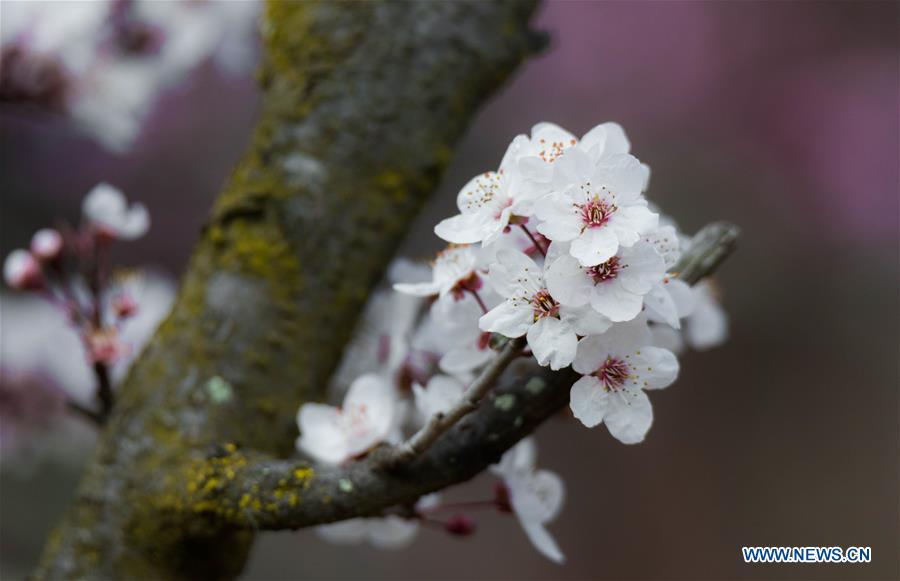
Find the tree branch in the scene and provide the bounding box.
[34,2,545,579]
[178,221,739,532]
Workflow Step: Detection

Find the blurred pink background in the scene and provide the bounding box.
[1,1,897,579]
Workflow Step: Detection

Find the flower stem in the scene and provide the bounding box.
[94,361,114,419]
[519,224,546,257]
[381,336,526,468]
[467,289,489,314]
[66,399,104,426]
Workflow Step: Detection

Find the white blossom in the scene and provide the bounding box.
[492,438,565,564]
[500,122,632,205]
[479,249,610,370]
[296,374,399,464]
[433,170,520,246]
[534,147,657,266]
[82,183,149,240]
[412,374,465,421]
[545,240,666,322]
[570,319,679,444]
[393,245,480,300]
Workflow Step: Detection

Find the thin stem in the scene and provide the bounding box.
[382,336,526,468]
[467,289,489,314]
[94,362,114,419]
[519,224,546,257]
[66,399,104,426]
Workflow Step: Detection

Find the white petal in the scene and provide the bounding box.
[343,374,396,454]
[83,182,126,223]
[439,342,491,376]
[610,204,658,246]
[643,283,681,328]
[631,347,679,390]
[393,281,442,297]
[479,301,533,338]
[570,227,619,266]
[434,212,491,244]
[534,193,582,242]
[593,154,646,203]
[487,249,542,298]
[518,156,554,182]
[527,317,577,370]
[580,122,631,159]
[297,404,348,464]
[561,304,612,336]
[649,324,685,354]
[666,279,696,318]
[315,519,368,545]
[511,469,565,523]
[604,390,653,445]
[545,254,591,307]
[552,146,594,185]
[616,242,666,295]
[120,202,150,239]
[531,122,577,146]
[589,280,644,322]
[686,287,728,350]
[413,375,465,418]
[643,225,681,269]
[367,516,420,550]
[521,520,566,564]
[493,437,537,477]
[568,375,608,428]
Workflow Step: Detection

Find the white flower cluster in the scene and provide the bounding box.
[0,0,260,151]
[295,122,729,562]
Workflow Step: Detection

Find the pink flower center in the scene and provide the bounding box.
[579,195,616,229]
[531,289,560,321]
[593,356,630,391]
[586,256,621,284]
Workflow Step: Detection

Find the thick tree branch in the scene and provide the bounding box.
[178,221,739,532]
[34,2,544,579]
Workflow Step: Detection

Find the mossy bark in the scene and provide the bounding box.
[33,2,543,578]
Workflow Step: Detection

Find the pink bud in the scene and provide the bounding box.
[112,293,138,319]
[30,228,63,261]
[444,514,476,536]
[88,328,128,365]
[3,249,43,290]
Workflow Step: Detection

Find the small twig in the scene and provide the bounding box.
[94,362,114,419]
[383,336,527,468]
[66,399,104,426]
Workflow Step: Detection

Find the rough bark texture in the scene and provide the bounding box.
[33,2,544,578]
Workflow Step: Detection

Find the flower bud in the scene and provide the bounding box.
[30,228,63,261]
[3,249,43,290]
[444,514,476,536]
[112,293,138,319]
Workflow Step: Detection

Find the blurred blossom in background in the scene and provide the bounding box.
[0,1,896,579]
